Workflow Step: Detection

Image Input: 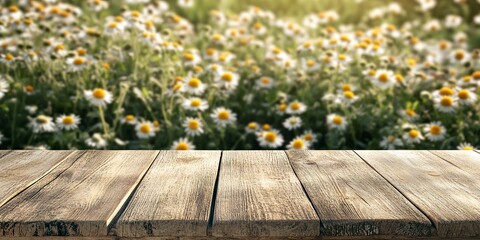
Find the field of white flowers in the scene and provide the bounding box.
[0,0,479,150]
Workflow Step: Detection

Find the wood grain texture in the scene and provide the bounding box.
[286,151,433,237]
[355,150,480,238]
[430,150,480,176]
[212,151,319,237]
[0,150,159,237]
[116,151,221,237]
[0,151,78,208]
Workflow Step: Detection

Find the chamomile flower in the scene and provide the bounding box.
[301,130,318,144]
[121,115,138,125]
[372,69,395,89]
[211,107,237,127]
[403,129,424,144]
[85,133,108,149]
[183,117,204,136]
[283,116,302,130]
[182,97,209,111]
[457,89,477,105]
[286,101,307,115]
[257,130,284,149]
[29,115,57,133]
[434,96,458,113]
[184,76,206,95]
[66,56,89,71]
[172,138,195,150]
[256,76,275,89]
[423,122,446,142]
[84,88,113,107]
[457,142,477,150]
[245,122,259,133]
[135,121,156,139]
[0,78,9,99]
[400,108,419,122]
[56,114,81,130]
[380,135,404,150]
[327,114,347,131]
[216,71,239,90]
[287,137,310,150]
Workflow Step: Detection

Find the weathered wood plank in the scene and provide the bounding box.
[212,151,319,237]
[430,150,480,176]
[116,151,221,237]
[0,151,78,208]
[0,150,159,237]
[286,150,433,237]
[355,150,480,238]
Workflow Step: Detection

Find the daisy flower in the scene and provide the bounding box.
[183,117,204,136]
[327,114,347,131]
[0,78,9,99]
[29,115,57,133]
[56,114,81,130]
[403,129,424,144]
[245,122,259,133]
[66,56,89,71]
[380,135,404,150]
[257,130,284,149]
[184,77,206,95]
[121,115,138,125]
[338,91,359,105]
[85,133,108,149]
[135,121,156,139]
[84,88,113,107]
[423,122,446,142]
[457,89,477,105]
[400,108,419,122]
[182,97,209,111]
[286,101,307,115]
[216,71,239,90]
[372,69,395,89]
[256,76,275,89]
[287,137,310,150]
[283,116,302,130]
[457,142,477,150]
[434,96,458,113]
[301,130,318,144]
[171,138,195,150]
[210,107,237,127]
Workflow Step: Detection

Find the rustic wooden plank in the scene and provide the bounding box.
[355,150,480,238]
[286,150,433,237]
[0,150,159,237]
[0,151,78,208]
[116,151,221,237]
[430,150,480,176]
[212,151,319,237]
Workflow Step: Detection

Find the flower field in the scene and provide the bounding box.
[0,0,480,150]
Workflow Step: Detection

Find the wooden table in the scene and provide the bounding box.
[0,150,479,239]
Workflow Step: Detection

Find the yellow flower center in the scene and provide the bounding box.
[292,139,305,149]
[378,73,389,83]
[190,99,201,107]
[25,85,34,92]
[409,130,419,138]
[172,83,183,92]
[304,134,313,141]
[264,132,277,142]
[338,54,347,61]
[430,125,442,135]
[92,88,106,99]
[212,34,222,41]
[440,96,453,107]
[248,122,257,129]
[176,142,189,150]
[183,53,194,61]
[439,87,454,96]
[139,124,151,134]
[36,115,49,124]
[306,60,315,67]
[387,135,396,142]
[73,57,85,66]
[368,70,377,76]
[5,53,14,61]
[218,111,230,120]
[455,51,465,61]
[188,120,199,129]
[473,71,480,80]
[206,48,215,56]
[62,116,74,125]
[458,89,470,99]
[405,109,416,117]
[341,84,352,92]
[188,78,201,88]
[332,116,343,125]
[463,146,474,150]
[343,91,355,99]
[278,103,287,111]
[125,115,135,121]
[221,72,233,82]
[395,74,404,83]
[262,124,271,131]
[290,102,301,111]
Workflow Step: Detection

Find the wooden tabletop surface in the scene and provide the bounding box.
[0,150,479,239]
